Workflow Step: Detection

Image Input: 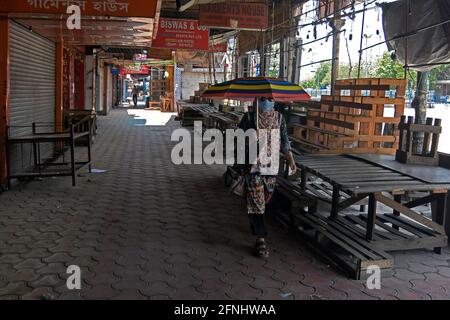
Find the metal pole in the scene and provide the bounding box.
[293,38,302,84]
[256,99,259,130]
[357,1,367,79]
[331,0,345,93]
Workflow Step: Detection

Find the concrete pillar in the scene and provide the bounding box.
[84,54,95,110]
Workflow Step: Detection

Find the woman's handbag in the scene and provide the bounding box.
[224,165,247,197]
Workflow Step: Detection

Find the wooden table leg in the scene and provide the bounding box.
[433,192,448,254]
[366,193,377,241]
[330,186,340,220]
[445,192,450,237]
[393,194,402,230]
[300,169,307,189]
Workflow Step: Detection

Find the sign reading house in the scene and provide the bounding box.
[0,0,158,18]
[152,18,209,51]
[199,2,268,30]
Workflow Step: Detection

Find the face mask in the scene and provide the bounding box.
[259,99,274,112]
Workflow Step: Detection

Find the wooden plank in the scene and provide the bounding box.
[335,175,414,183]
[305,184,333,201]
[376,214,436,238]
[345,215,402,241]
[323,171,399,178]
[366,194,377,241]
[333,84,391,91]
[289,136,328,149]
[337,136,397,143]
[349,153,450,184]
[305,164,382,170]
[375,193,446,234]
[384,213,443,237]
[404,194,440,208]
[304,165,388,172]
[341,180,419,188]
[320,99,373,110]
[308,116,355,130]
[308,181,334,197]
[291,123,350,136]
[371,235,448,251]
[314,147,397,155]
[338,194,368,210]
[348,184,450,195]
[356,214,413,240]
[336,216,384,241]
[322,95,405,106]
[296,157,359,164]
[299,213,386,260]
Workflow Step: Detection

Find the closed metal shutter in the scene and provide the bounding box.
[9,21,56,173]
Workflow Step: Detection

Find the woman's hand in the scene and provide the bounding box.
[289,159,297,175]
[286,151,297,175]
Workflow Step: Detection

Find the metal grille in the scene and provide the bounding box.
[9,21,56,173]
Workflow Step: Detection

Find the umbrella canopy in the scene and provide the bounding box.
[201,77,310,102]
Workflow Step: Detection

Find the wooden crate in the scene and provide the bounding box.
[292,78,406,155]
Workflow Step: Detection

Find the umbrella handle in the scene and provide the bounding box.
[256,98,259,130]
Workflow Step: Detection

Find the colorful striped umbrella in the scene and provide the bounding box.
[201,77,310,102]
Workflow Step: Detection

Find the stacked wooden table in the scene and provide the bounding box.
[282,153,450,279]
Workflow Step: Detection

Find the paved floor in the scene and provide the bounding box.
[1,108,450,300]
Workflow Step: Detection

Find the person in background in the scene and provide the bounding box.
[132,85,139,107]
[238,97,297,259]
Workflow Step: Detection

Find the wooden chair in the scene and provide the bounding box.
[161,93,174,112]
[395,115,442,165]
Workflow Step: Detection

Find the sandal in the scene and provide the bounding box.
[255,238,269,259]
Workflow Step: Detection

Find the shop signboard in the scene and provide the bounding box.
[199,2,268,30]
[120,64,149,75]
[152,18,209,51]
[133,53,147,61]
[0,0,158,18]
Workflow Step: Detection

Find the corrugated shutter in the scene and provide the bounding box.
[9,21,56,173]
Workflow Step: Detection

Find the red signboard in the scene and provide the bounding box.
[120,65,149,75]
[152,18,209,51]
[0,0,158,18]
[199,2,268,30]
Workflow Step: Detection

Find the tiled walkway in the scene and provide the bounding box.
[1,108,450,300]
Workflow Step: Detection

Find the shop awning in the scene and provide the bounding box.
[1,0,160,47]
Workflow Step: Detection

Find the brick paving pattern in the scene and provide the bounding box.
[1,108,450,300]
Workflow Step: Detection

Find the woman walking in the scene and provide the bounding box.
[239,97,297,258]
